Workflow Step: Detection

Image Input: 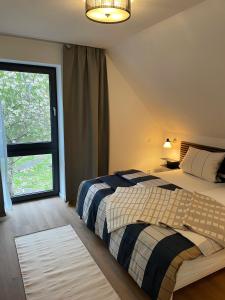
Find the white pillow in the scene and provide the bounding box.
[180,147,225,182]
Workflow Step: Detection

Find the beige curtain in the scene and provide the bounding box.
[63,45,109,206]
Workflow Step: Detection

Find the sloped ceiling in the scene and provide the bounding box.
[0,0,204,48]
[108,0,225,139]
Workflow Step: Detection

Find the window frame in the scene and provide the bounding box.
[0,62,60,203]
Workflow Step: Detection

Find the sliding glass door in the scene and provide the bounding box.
[0,62,59,203]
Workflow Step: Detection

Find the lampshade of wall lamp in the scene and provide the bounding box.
[163,138,172,149]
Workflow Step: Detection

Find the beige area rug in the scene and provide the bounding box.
[15,225,120,300]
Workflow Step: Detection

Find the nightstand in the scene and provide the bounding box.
[152,166,171,173]
[146,160,180,174]
[147,165,172,174]
[160,158,180,169]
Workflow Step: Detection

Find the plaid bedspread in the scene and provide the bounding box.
[76,170,201,300]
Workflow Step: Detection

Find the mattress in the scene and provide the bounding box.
[175,247,225,290]
[151,169,225,291]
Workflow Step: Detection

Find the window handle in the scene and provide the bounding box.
[53,107,57,117]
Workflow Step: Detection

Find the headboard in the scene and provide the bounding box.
[180,141,225,174]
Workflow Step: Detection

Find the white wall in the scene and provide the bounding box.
[0,35,66,199]
[0,35,62,65]
[108,0,225,151]
[107,56,163,173]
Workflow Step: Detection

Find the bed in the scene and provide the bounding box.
[153,169,225,291]
[76,141,225,300]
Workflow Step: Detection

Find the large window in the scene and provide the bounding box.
[0,63,59,202]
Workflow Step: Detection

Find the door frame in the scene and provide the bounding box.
[0,62,60,203]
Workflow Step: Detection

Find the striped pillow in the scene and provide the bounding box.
[180,147,225,182]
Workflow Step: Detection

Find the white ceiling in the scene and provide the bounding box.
[0,0,205,48]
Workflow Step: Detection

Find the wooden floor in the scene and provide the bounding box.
[0,198,225,300]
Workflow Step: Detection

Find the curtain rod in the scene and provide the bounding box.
[0,32,64,45]
[0,32,106,50]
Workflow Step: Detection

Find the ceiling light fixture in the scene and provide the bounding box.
[85,0,131,24]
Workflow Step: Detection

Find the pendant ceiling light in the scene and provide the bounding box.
[85,0,131,24]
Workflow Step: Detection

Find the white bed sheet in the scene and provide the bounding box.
[151,169,225,290]
[152,169,225,200]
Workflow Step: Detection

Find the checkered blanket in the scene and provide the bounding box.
[105,187,194,233]
[76,170,201,300]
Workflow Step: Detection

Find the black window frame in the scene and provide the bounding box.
[0,62,60,203]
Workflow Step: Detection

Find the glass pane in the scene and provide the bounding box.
[0,70,51,144]
[8,154,53,197]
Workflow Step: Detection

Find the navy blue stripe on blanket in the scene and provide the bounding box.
[76,178,102,217]
[130,175,159,184]
[77,173,134,219]
[160,184,181,191]
[142,233,194,300]
[100,175,136,191]
[117,223,150,271]
[103,220,111,247]
[86,188,114,232]
[115,169,140,176]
